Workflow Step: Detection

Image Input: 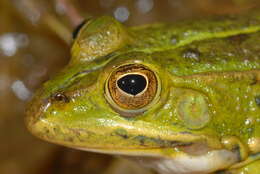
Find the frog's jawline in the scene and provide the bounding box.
[75,147,238,174]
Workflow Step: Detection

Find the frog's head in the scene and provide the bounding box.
[26,16,260,173]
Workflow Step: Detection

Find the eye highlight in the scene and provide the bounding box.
[106,64,159,114]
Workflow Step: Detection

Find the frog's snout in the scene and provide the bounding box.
[25,90,52,136]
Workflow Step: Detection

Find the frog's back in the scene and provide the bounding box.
[130,11,260,76]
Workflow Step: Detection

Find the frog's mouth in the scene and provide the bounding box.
[26,94,242,174]
[27,112,242,174]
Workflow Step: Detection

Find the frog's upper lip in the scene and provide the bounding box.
[26,104,241,171]
[26,97,222,154]
[71,140,211,157]
[28,116,222,157]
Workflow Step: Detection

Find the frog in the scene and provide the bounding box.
[25,10,260,174]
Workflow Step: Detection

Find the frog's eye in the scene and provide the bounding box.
[105,64,159,116]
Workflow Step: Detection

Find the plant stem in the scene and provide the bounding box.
[55,0,85,28]
[11,0,80,44]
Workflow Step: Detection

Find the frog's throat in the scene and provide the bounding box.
[75,147,239,174]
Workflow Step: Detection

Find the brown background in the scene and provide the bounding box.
[0,0,259,174]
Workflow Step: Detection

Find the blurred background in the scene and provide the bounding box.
[1,0,260,174]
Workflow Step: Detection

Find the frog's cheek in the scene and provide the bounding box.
[176,92,211,130]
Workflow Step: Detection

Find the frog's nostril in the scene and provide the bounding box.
[51,93,70,103]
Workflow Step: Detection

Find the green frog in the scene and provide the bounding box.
[26,10,260,174]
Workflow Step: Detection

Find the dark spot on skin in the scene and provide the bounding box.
[45,129,49,134]
[114,129,129,139]
[232,144,242,162]
[255,96,260,106]
[134,135,147,146]
[250,75,258,85]
[180,131,192,135]
[65,137,74,142]
[72,19,87,39]
[216,171,232,174]
[69,128,82,137]
[182,48,200,61]
[51,93,70,103]
[133,135,191,147]
[228,34,249,45]
[101,52,116,61]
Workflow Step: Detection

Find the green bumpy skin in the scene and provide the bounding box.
[26,11,260,174]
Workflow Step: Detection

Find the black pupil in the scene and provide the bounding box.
[117,74,147,95]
